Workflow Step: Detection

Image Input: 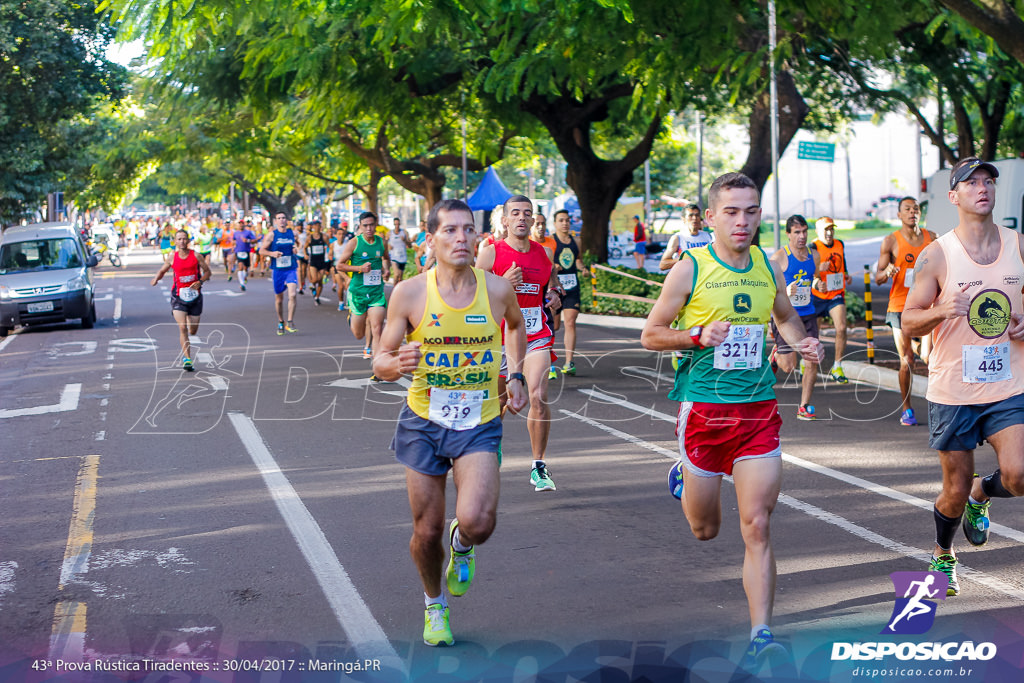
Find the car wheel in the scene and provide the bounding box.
[82,302,96,329]
[110,253,122,268]
[0,326,9,338]
[611,247,623,259]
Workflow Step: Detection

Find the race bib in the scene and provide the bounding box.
[311,245,324,255]
[522,306,542,335]
[276,254,292,268]
[428,389,485,430]
[903,268,915,289]
[558,273,578,290]
[236,251,249,260]
[790,284,811,307]
[365,269,382,286]
[826,272,844,292]
[178,286,199,303]
[713,325,764,371]
[962,343,1011,384]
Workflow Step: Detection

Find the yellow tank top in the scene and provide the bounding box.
[407,268,502,428]
[927,227,1024,405]
[670,244,778,404]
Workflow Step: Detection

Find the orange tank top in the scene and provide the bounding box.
[812,238,846,300]
[888,230,933,312]
[927,227,1024,406]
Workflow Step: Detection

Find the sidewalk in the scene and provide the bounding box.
[576,313,926,399]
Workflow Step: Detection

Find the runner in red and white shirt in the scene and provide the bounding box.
[151,229,212,371]
[476,194,562,491]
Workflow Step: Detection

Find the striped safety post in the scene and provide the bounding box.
[864,265,874,365]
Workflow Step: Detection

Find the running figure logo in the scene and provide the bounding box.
[882,571,949,635]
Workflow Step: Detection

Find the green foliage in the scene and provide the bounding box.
[581,265,665,317]
[854,218,893,230]
[844,290,866,324]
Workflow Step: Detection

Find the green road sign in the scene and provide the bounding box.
[797,141,836,162]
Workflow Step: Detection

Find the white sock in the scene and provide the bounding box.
[424,593,447,609]
[968,496,983,506]
[533,459,545,470]
[451,527,472,553]
[751,624,770,640]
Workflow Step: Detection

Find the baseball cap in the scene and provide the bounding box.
[950,157,999,190]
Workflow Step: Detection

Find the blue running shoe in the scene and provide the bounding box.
[741,628,786,669]
[900,408,918,426]
[668,460,684,500]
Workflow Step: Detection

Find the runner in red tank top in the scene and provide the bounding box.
[151,229,212,371]
[476,195,562,491]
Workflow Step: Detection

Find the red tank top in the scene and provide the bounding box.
[172,250,201,297]
[493,239,553,342]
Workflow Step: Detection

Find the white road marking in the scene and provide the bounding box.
[94,432,105,441]
[0,383,81,419]
[208,375,228,391]
[580,388,1024,544]
[0,333,18,353]
[560,408,1024,602]
[0,561,17,605]
[228,413,403,672]
[113,296,122,323]
[48,341,98,357]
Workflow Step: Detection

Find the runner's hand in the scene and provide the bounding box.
[505,379,528,415]
[938,282,971,320]
[795,337,824,363]
[503,261,523,288]
[700,321,731,347]
[397,341,422,374]
[1009,313,1024,341]
[360,262,372,274]
[884,263,900,279]
[786,281,798,297]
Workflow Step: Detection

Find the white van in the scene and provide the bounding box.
[0,222,99,337]
[921,159,1024,234]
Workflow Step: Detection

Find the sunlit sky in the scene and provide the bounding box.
[106,39,145,67]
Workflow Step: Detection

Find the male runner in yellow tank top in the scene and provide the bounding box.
[374,198,527,647]
[903,157,1024,597]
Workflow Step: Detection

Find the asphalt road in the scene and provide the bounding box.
[1,248,1022,683]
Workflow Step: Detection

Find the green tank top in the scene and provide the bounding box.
[349,234,386,292]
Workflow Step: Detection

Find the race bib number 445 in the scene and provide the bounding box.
[714,325,765,371]
[962,343,1011,384]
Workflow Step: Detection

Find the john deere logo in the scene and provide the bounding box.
[733,293,752,314]
[968,289,1010,339]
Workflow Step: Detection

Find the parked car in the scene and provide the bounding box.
[0,222,99,337]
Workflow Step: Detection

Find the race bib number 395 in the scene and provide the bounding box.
[713,325,765,371]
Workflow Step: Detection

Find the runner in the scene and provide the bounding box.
[158,223,175,263]
[631,214,647,269]
[305,219,330,305]
[476,195,561,491]
[194,223,215,267]
[811,216,851,383]
[373,198,527,647]
[219,222,236,277]
[331,225,351,311]
[336,211,391,359]
[295,220,309,295]
[415,221,430,272]
[659,204,713,271]
[876,197,936,425]
[150,229,212,371]
[641,172,823,667]
[902,157,1024,597]
[551,209,588,376]
[232,221,258,291]
[259,211,299,335]
[388,216,412,283]
[769,215,822,420]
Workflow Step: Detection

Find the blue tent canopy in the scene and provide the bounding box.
[466,167,513,211]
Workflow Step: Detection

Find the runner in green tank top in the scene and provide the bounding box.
[336,211,392,361]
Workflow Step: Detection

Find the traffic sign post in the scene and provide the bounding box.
[798,141,836,163]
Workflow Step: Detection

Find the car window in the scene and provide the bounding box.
[0,238,83,274]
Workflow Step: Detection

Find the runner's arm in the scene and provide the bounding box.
[875,234,896,285]
[902,243,962,337]
[495,277,528,415]
[641,256,700,351]
[151,262,172,285]
[573,236,588,276]
[333,237,366,273]
[196,254,213,286]
[770,259,824,362]
[258,233,277,257]
[475,241,496,272]
[658,235,680,271]
[372,280,420,381]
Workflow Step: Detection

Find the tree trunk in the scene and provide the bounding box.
[739,69,810,190]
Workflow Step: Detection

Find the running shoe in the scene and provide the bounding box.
[284,322,297,334]
[314,297,321,306]
[798,359,805,377]
[829,365,849,384]
[562,361,577,376]
[548,365,558,380]
[445,519,475,597]
[668,460,684,500]
[741,628,786,669]
[928,554,960,596]
[240,284,246,292]
[277,322,285,336]
[900,408,918,426]
[182,358,194,372]
[962,499,991,546]
[370,374,382,383]
[530,464,556,491]
[362,347,372,359]
[227,274,232,281]
[338,302,344,311]
[797,404,816,421]
[422,604,453,647]
[298,288,304,295]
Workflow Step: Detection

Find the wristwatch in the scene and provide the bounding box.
[507,372,526,385]
[689,326,704,349]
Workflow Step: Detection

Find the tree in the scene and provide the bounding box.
[937,0,1024,66]
[0,0,127,224]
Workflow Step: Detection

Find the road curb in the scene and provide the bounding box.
[575,313,927,398]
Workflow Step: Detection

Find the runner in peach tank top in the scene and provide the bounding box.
[927,226,1024,406]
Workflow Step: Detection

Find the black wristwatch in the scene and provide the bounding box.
[508,372,526,385]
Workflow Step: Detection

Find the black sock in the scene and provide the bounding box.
[981,469,1014,499]
[934,506,961,551]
